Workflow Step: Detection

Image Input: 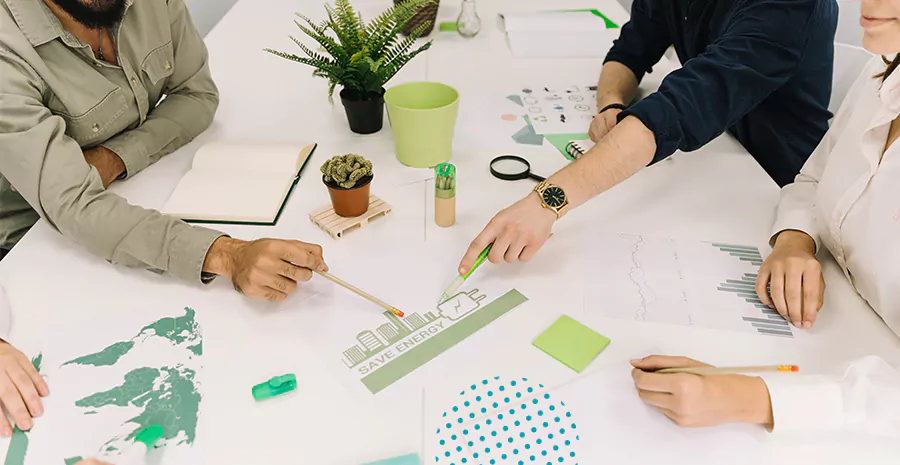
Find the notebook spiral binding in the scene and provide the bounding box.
[565,141,588,159]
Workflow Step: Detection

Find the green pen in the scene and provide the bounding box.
[439,243,493,303]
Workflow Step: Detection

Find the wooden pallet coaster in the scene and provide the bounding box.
[309,195,393,239]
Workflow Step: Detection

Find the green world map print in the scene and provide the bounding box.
[2,307,203,465]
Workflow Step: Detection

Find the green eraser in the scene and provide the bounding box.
[363,453,421,465]
[252,374,297,401]
[532,315,610,372]
[439,21,458,32]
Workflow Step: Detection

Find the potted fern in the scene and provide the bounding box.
[265,0,435,134]
[322,153,374,217]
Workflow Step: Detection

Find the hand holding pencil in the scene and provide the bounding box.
[630,355,777,428]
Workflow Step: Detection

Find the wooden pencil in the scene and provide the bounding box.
[314,270,404,317]
[655,365,799,375]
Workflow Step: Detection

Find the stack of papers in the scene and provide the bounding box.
[499,10,619,58]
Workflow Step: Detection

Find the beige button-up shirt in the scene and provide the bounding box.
[0,0,222,282]
[764,57,900,438]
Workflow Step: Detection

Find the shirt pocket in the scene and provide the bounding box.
[141,41,174,86]
[46,86,130,147]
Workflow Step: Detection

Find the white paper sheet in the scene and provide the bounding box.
[586,233,797,338]
[514,85,598,135]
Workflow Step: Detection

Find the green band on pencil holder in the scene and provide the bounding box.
[435,162,456,198]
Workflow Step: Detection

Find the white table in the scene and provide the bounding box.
[2,0,899,464]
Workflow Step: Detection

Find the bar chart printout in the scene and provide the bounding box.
[586,234,794,338]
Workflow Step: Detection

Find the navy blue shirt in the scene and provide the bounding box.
[605,0,838,186]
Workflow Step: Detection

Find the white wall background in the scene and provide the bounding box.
[185,0,239,37]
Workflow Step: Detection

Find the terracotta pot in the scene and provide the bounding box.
[325,175,372,217]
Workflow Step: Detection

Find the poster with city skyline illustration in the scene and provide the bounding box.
[291,270,528,396]
[341,287,527,394]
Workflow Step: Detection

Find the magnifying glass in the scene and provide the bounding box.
[489,155,546,182]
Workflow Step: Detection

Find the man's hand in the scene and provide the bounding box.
[588,108,622,142]
[203,237,328,301]
[458,193,555,275]
[83,146,126,188]
[0,341,49,436]
[630,356,773,428]
[756,230,824,328]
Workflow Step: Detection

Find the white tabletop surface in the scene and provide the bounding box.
[1,0,899,464]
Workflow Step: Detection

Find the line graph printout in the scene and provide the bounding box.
[586,234,793,338]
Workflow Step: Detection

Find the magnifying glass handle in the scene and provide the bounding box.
[529,173,547,182]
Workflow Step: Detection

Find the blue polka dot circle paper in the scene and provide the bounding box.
[434,377,579,465]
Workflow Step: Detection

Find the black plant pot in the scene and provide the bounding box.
[340,88,385,134]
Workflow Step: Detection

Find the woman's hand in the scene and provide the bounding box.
[756,230,824,328]
[0,341,49,436]
[630,356,773,428]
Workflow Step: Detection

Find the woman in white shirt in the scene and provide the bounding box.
[630,0,900,437]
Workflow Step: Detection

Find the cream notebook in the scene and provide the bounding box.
[162,142,317,225]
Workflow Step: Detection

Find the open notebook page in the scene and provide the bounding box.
[161,143,315,223]
[161,171,296,223]
[190,143,306,176]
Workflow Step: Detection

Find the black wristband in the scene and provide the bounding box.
[599,103,628,114]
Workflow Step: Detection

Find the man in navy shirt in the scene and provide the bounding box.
[456,0,838,275]
[592,0,838,187]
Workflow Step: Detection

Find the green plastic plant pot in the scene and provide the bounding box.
[384,82,460,168]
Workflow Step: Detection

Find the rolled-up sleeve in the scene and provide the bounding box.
[101,0,218,178]
[619,0,820,164]
[0,48,221,283]
[603,0,672,83]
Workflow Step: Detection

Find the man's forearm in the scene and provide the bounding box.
[82,146,125,188]
[547,116,655,208]
[596,61,640,109]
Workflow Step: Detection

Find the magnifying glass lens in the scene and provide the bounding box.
[490,158,530,177]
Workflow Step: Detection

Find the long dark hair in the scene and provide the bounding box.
[877,55,900,80]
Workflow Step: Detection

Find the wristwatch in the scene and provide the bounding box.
[533,181,569,219]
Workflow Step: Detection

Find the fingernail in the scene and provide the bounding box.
[317,264,325,271]
[802,321,811,329]
[20,420,31,430]
[1,429,10,438]
[630,358,642,364]
[459,267,467,274]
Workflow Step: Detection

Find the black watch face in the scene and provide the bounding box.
[542,186,566,208]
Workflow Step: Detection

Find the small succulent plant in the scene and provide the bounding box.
[321,153,374,188]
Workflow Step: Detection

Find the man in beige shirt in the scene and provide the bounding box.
[0,0,327,301]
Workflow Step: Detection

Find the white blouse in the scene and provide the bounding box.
[765,57,900,438]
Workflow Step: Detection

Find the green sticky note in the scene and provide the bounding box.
[363,453,421,465]
[533,315,610,372]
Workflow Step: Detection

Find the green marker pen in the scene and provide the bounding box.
[439,243,492,303]
[252,374,297,401]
